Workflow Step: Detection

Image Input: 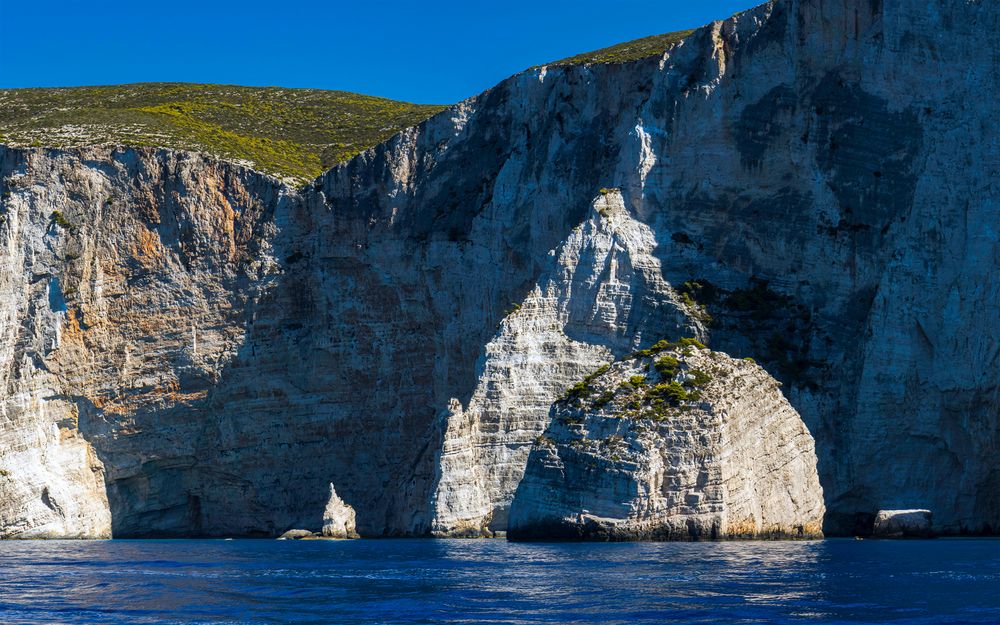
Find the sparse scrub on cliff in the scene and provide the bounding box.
[683,277,818,389]
[647,381,691,407]
[50,210,73,230]
[592,391,615,408]
[685,369,712,388]
[677,337,706,350]
[678,280,715,324]
[654,356,680,377]
[561,364,611,402]
[722,279,792,318]
[503,302,522,316]
[629,337,706,359]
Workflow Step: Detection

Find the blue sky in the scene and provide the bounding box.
[1,0,759,104]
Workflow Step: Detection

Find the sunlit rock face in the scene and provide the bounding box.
[322,484,359,539]
[0,0,997,538]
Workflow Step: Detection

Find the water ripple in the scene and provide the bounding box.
[0,539,998,624]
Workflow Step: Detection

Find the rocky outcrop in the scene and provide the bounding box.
[321,484,359,538]
[873,509,933,538]
[507,342,825,540]
[0,0,997,539]
[278,529,315,540]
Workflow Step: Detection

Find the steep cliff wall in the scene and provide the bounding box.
[0,0,996,537]
[0,146,289,536]
[324,0,997,535]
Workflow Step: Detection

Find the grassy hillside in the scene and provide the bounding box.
[0,83,445,184]
[548,29,696,66]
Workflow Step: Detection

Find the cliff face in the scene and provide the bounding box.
[0,147,287,536]
[0,0,997,537]
[430,191,691,536]
[507,344,825,540]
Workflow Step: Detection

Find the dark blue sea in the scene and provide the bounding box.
[0,539,997,625]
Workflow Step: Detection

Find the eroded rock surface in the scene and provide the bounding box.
[508,343,825,540]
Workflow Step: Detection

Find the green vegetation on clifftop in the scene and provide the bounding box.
[548,29,696,66]
[0,83,445,185]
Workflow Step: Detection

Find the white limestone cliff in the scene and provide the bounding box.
[431,191,693,536]
[0,0,996,538]
[507,345,825,540]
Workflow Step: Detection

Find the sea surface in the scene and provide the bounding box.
[0,538,997,625]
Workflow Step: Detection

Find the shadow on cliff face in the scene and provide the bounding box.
[639,37,941,533]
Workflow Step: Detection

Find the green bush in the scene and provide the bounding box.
[504,302,522,316]
[629,337,705,359]
[629,339,671,358]
[678,337,706,349]
[561,363,611,401]
[685,368,712,388]
[50,210,73,230]
[680,279,719,305]
[592,391,615,408]
[564,380,592,401]
[654,356,679,377]
[680,290,713,325]
[648,381,690,406]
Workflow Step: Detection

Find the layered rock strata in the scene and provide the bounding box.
[430,191,692,536]
[507,343,825,540]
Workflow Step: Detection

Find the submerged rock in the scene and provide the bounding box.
[508,342,825,540]
[873,510,933,538]
[278,529,315,540]
[321,484,359,539]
